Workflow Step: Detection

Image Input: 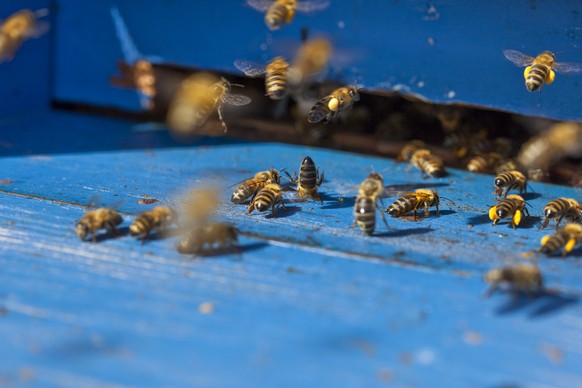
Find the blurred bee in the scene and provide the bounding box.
[231,169,281,204]
[443,128,488,159]
[489,194,529,229]
[247,0,330,30]
[385,189,441,220]
[307,85,360,124]
[503,49,582,92]
[183,187,221,224]
[354,172,388,235]
[541,198,582,231]
[494,170,527,198]
[76,208,123,243]
[234,56,290,100]
[397,140,425,162]
[177,222,238,255]
[110,60,157,109]
[409,149,446,178]
[466,152,503,174]
[129,206,178,242]
[284,156,324,202]
[0,8,49,63]
[289,36,333,86]
[167,72,251,134]
[484,263,543,296]
[248,183,286,216]
[540,223,582,256]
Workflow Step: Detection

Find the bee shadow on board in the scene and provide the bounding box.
[493,289,579,317]
[374,227,434,238]
[517,215,543,229]
[184,242,269,260]
[140,227,183,242]
[466,214,491,225]
[521,192,543,201]
[264,205,302,219]
[93,226,131,243]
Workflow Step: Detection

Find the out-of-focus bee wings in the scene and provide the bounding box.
[222,94,252,106]
[86,194,125,210]
[246,0,273,11]
[296,0,331,12]
[553,61,582,74]
[307,108,327,123]
[503,49,535,67]
[233,59,266,77]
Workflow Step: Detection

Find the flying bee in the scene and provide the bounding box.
[541,198,582,231]
[129,206,178,242]
[489,194,529,229]
[247,0,330,30]
[466,152,503,174]
[0,8,49,63]
[234,56,290,100]
[385,189,444,220]
[307,85,360,124]
[177,222,239,255]
[484,263,543,296]
[354,172,388,235]
[409,149,446,178]
[182,187,221,225]
[248,183,286,216]
[167,72,251,134]
[540,223,582,256]
[289,36,333,86]
[397,140,425,162]
[76,207,123,243]
[503,49,582,92]
[284,156,324,202]
[231,169,281,204]
[110,60,157,109]
[494,170,527,198]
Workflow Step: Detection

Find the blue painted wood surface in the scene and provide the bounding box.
[1,111,582,386]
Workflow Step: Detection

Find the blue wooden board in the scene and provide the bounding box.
[1,111,582,386]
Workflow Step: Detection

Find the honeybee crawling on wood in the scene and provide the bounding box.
[489,194,529,229]
[129,206,178,242]
[397,140,425,162]
[494,170,527,198]
[0,8,49,63]
[484,264,543,296]
[247,0,330,30]
[177,222,239,255]
[307,85,360,124]
[234,56,290,100]
[409,149,446,178]
[76,208,123,243]
[540,223,582,256]
[385,189,441,221]
[503,50,582,92]
[248,183,286,216]
[541,198,582,231]
[466,152,504,174]
[284,156,324,202]
[167,72,251,134]
[354,172,388,235]
[231,169,281,204]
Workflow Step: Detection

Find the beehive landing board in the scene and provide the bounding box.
[1,112,582,386]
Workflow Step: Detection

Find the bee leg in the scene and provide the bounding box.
[247,202,255,214]
[91,233,97,243]
[436,203,440,216]
[555,215,565,232]
[405,163,413,172]
[484,283,498,298]
[540,217,550,229]
[317,170,324,186]
[284,170,298,185]
[217,106,227,132]
[376,201,390,229]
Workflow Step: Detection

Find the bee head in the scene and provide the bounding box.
[494,178,503,187]
[75,222,89,240]
[348,86,360,101]
[484,268,502,284]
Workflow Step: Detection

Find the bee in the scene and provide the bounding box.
[307,85,360,124]
[540,223,582,256]
[494,170,527,198]
[541,198,582,231]
[489,194,529,229]
[409,149,446,178]
[397,140,425,162]
[167,73,251,134]
[177,222,239,255]
[182,187,221,225]
[284,156,324,202]
[466,152,503,174]
[234,56,290,100]
[495,159,524,175]
[76,208,123,243]
[385,188,441,220]
[0,8,49,63]
[248,183,286,216]
[484,263,543,296]
[231,169,280,204]
[354,172,388,235]
[110,60,157,109]
[129,206,178,242]
[247,0,330,30]
[289,37,333,86]
[503,49,582,92]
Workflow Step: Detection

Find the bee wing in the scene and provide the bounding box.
[246,0,273,11]
[28,21,50,39]
[503,49,535,67]
[553,61,582,74]
[307,97,332,123]
[233,59,266,77]
[296,0,331,12]
[222,93,252,106]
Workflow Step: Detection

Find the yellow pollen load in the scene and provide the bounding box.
[328,97,340,111]
[546,69,555,84]
[523,66,532,79]
[489,206,498,221]
[512,209,522,227]
[540,235,551,245]
[565,238,577,254]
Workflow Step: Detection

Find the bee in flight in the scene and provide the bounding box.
[177,222,239,255]
[284,156,324,202]
[489,194,529,229]
[110,60,157,109]
[385,188,443,221]
[307,85,360,124]
[0,8,49,63]
[234,56,290,100]
[541,197,582,231]
[408,149,446,178]
[76,206,123,243]
[167,72,251,134]
[354,172,388,235]
[231,169,281,204]
[493,170,527,198]
[503,49,582,92]
[289,36,333,87]
[540,223,582,256]
[246,0,330,30]
[484,263,543,296]
[248,183,286,217]
[129,206,178,243]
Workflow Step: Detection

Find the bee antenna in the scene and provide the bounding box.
[439,196,456,205]
[230,83,246,89]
